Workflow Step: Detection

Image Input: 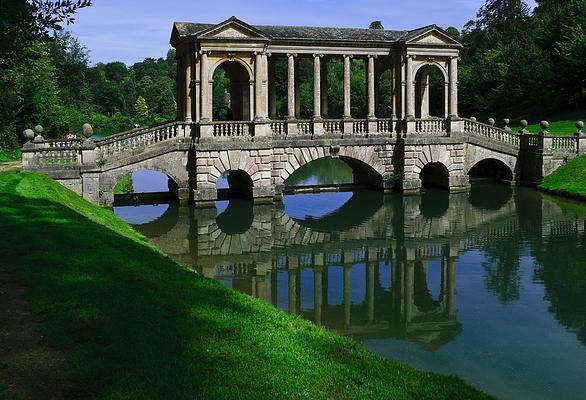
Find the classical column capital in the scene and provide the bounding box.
[286,53,297,58]
[198,50,212,56]
[343,54,354,59]
[313,53,324,58]
[368,54,378,59]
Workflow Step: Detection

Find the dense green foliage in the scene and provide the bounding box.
[113,174,134,195]
[539,155,586,198]
[0,1,177,161]
[459,0,586,119]
[0,172,490,399]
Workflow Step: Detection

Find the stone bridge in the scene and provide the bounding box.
[21,17,586,206]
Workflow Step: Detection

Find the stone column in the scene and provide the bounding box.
[321,58,328,117]
[295,57,301,118]
[313,54,323,135]
[444,82,449,118]
[405,55,415,119]
[286,53,299,134]
[288,266,297,315]
[449,56,458,117]
[343,55,353,134]
[199,51,213,138]
[184,53,192,123]
[367,55,376,118]
[420,71,429,118]
[194,52,200,123]
[268,56,277,119]
[254,51,270,136]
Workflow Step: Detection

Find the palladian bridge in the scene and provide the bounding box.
[21,17,586,206]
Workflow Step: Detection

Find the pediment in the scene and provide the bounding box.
[198,17,268,40]
[407,27,461,46]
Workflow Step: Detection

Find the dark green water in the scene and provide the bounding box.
[114,169,586,400]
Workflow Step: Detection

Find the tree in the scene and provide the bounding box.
[369,21,384,30]
[477,0,530,32]
[157,89,176,117]
[134,96,148,120]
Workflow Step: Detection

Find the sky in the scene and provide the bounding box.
[65,0,538,66]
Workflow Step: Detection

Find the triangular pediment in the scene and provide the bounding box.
[198,17,268,40]
[406,26,461,46]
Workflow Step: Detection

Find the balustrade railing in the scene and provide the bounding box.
[271,120,287,136]
[33,147,81,166]
[297,121,312,135]
[463,118,519,147]
[98,122,180,158]
[377,118,393,133]
[323,119,343,134]
[415,118,447,134]
[211,121,250,138]
[352,120,367,134]
[552,136,575,150]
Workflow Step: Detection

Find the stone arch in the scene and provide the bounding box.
[203,150,264,187]
[420,162,450,189]
[466,155,516,181]
[412,144,460,178]
[413,62,448,118]
[276,145,386,188]
[100,156,189,206]
[210,58,254,121]
[468,157,514,182]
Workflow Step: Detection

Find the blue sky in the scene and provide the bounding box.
[66,0,537,65]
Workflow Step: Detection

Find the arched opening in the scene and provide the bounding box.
[283,156,383,192]
[212,61,251,121]
[376,67,393,118]
[420,162,450,190]
[113,170,179,206]
[415,65,446,118]
[216,169,253,200]
[468,158,514,184]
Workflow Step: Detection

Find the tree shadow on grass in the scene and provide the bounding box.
[0,178,488,400]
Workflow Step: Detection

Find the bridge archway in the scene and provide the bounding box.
[217,169,254,200]
[211,59,252,121]
[414,63,447,118]
[111,169,182,205]
[420,162,450,189]
[468,158,514,183]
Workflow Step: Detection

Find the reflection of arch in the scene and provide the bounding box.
[468,158,514,183]
[469,183,513,211]
[290,190,383,232]
[420,162,449,189]
[414,63,446,118]
[211,59,252,121]
[111,169,182,205]
[217,169,253,199]
[131,202,181,238]
[216,199,254,234]
[419,188,449,217]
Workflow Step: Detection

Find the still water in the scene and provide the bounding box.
[114,170,586,400]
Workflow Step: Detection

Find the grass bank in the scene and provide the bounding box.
[0,171,490,399]
[539,155,586,200]
[508,109,586,135]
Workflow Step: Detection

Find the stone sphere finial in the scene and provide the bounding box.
[488,118,495,126]
[470,116,477,122]
[23,129,34,142]
[503,118,510,125]
[520,120,528,128]
[82,123,93,138]
[34,125,44,134]
[575,121,584,137]
[539,120,549,135]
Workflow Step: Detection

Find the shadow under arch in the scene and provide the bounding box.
[468,158,514,183]
[217,169,254,200]
[113,170,182,206]
[215,199,254,235]
[420,162,449,190]
[290,190,384,232]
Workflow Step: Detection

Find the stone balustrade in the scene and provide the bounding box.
[415,118,447,135]
[211,121,251,138]
[323,119,343,134]
[98,122,181,158]
[352,120,368,134]
[297,121,313,135]
[463,118,519,147]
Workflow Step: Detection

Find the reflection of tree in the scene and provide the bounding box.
[482,238,522,304]
[533,230,586,345]
[285,158,353,187]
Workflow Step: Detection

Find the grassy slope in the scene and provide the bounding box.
[539,155,586,199]
[508,109,586,135]
[0,172,490,399]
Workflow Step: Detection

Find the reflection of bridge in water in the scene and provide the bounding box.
[131,186,585,350]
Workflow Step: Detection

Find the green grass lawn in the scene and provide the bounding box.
[0,171,490,399]
[508,109,586,135]
[539,155,586,199]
